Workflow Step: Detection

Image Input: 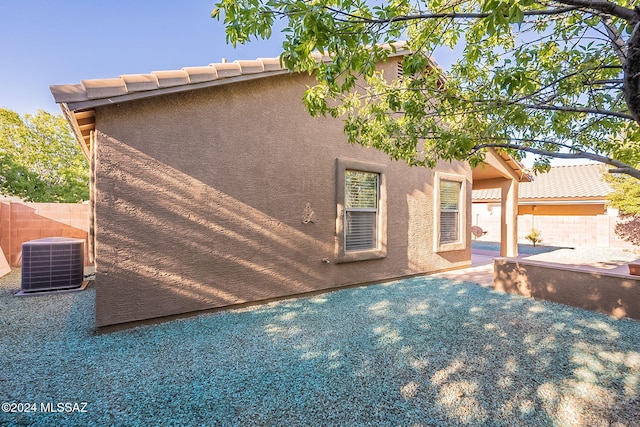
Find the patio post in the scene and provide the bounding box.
[500,178,519,257]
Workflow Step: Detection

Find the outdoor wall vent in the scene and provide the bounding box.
[21,237,84,292]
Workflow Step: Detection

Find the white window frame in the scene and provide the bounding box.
[434,172,467,252]
[344,171,378,252]
[336,159,387,263]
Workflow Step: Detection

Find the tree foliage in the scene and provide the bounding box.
[604,173,640,246]
[213,0,640,179]
[606,173,640,214]
[0,108,89,202]
[613,214,640,246]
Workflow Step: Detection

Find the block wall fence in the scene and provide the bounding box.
[0,201,91,267]
[474,212,636,249]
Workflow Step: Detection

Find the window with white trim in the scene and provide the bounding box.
[345,170,378,251]
[439,180,461,245]
[336,159,387,263]
[434,173,467,252]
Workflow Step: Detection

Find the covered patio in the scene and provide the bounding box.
[471,148,531,257]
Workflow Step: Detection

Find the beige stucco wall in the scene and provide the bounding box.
[93,65,471,327]
[495,258,640,320]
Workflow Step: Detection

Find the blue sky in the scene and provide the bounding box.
[0,0,573,120]
[1,1,463,115]
[0,0,285,115]
[0,1,590,167]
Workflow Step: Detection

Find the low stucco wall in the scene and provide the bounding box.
[494,258,640,320]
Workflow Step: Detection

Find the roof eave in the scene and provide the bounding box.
[59,103,91,158]
[518,197,608,204]
[496,150,532,183]
[64,69,292,111]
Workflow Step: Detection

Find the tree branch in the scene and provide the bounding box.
[472,141,640,179]
[290,6,585,25]
[515,103,634,119]
[553,0,638,22]
[502,66,623,106]
[623,22,640,122]
[600,16,627,62]
[589,79,623,85]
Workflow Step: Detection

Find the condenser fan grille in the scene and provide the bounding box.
[21,238,84,292]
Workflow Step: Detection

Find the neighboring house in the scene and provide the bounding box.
[473,164,632,248]
[51,48,526,328]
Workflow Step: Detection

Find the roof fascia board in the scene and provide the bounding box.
[477,148,525,183]
[60,103,90,157]
[473,199,607,204]
[519,199,607,205]
[493,148,531,182]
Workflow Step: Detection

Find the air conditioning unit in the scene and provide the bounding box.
[21,237,85,292]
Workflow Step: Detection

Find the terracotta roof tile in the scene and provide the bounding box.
[152,70,190,88]
[234,59,265,74]
[311,52,332,63]
[473,164,613,201]
[50,57,285,104]
[181,65,218,83]
[51,44,411,106]
[120,73,159,92]
[82,78,127,99]
[209,61,242,78]
[49,84,89,103]
[258,57,284,71]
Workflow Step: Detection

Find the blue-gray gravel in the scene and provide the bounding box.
[1,269,639,426]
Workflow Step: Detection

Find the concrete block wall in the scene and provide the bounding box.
[474,212,637,249]
[0,201,91,266]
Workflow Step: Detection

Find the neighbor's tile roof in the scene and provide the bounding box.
[473,164,613,201]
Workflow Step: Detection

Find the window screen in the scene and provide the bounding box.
[440,180,461,245]
[345,170,378,251]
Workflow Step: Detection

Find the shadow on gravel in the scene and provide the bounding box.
[1,271,639,426]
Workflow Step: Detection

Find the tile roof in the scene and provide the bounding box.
[473,164,613,201]
[50,42,523,185]
[50,57,293,106]
[50,43,411,107]
[50,43,410,156]
[49,56,315,157]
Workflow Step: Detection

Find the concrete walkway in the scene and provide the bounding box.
[431,250,497,288]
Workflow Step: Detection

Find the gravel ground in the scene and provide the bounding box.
[1,268,639,426]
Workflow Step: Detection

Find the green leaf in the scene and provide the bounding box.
[214,0,640,180]
[0,108,89,202]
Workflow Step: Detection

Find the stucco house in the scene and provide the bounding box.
[51,47,527,328]
[472,163,634,248]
